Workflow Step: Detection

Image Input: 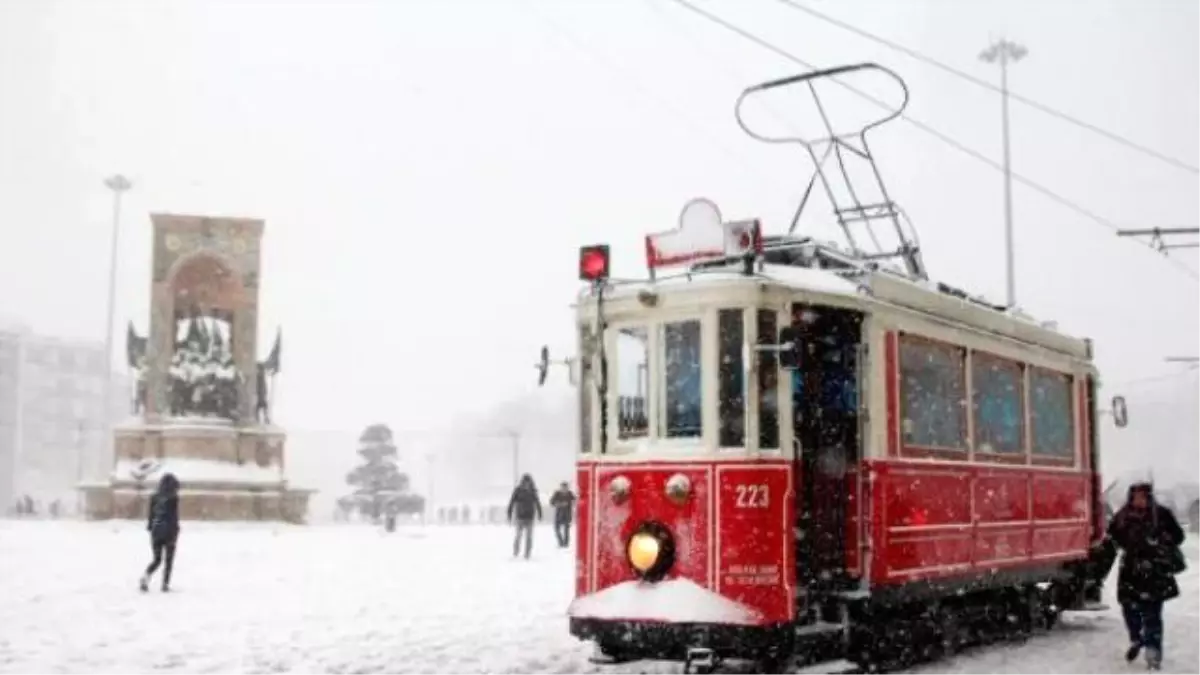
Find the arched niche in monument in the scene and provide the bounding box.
[165,252,246,420]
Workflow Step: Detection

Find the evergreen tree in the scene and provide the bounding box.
[346,424,424,522]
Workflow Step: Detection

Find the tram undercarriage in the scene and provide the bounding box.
[574,561,1109,674]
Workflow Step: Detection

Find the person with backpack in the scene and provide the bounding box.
[1107,481,1186,670]
[549,482,577,548]
[507,474,542,559]
[140,473,181,592]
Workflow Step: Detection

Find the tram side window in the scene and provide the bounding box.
[616,326,649,439]
[971,352,1025,455]
[662,320,702,439]
[899,335,967,452]
[757,309,780,450]
[1030,368,1074,459]
[717,309,745,448]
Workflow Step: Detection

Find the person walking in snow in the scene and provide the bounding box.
[549,482,577,548]
[507,474,542,559]
[1108,481,1186,670]
[140,473,182,592]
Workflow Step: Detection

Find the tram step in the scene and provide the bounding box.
[684,647,715,673]
[792,658,859,672]
[1066,601,1111,613]
[795,620,846,638]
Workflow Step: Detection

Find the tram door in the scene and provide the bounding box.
[791,304,862,590]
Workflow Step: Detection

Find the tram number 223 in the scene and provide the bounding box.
[734,484,769,509]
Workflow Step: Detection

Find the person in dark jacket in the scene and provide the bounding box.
[549,482,577,548]
[1108,481,1185,669]
[140,473,181,592]
[507,474,542,559]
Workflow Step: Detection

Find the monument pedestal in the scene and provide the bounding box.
[81,418,313,523]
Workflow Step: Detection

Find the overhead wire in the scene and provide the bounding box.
[1103,365,1199,392]
[775,0,1200,176]
[662,0,1199,281]
[516,1,797,199]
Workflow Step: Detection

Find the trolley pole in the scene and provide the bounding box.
[979,39,1027,309]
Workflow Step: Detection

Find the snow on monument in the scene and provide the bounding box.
[80,214,313,522]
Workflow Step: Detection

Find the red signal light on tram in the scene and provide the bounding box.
[579,244,610,282]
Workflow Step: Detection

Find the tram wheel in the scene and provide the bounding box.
[937,604,965,657]
[1027,586,1060,632]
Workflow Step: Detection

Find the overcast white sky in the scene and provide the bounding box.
[1,0,1196,490]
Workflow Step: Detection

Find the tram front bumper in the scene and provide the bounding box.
[570,617,791,661]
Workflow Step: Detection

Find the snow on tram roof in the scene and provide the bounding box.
[576,213,1086,357]
[587,260,1088,359]
[603,262,860,297]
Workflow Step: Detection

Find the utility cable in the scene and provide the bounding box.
[1105,366,1199,391]
[776,0,1199,175]
[663,0,1199,281]
[519,1,797,198]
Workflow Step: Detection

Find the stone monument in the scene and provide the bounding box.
[80,214,313,523]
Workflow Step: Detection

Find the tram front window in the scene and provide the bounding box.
[757,309,780,450]
[578,324,594,454]
[718,309,746,448]
[662,320,702,439]
[616,326,649,439]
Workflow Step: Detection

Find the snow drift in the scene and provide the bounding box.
[568,578,763,625]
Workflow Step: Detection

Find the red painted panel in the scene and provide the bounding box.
[975,524,1032,566]
[886,532,974,579]
[867,465,888,584]
[844,469,861,575]
[867,459,1091,587]
[593,465,712,593]
[575,465,593,597]
[885,332,899,457]
[1033,524,1089,558]
[715,464,793,623]
[1032,474,1088,521]
[975,470,1030,523]
[883,466,972,528]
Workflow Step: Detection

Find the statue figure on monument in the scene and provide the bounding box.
[256,328,282,425]
[168,307,241,420]
[126,321,149,415]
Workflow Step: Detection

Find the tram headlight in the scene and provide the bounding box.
[628,533,660,572]
[625,521,676,582]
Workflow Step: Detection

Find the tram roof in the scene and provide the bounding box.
[580,258,1092,362]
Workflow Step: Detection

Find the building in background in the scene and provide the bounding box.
[0,321,127,514]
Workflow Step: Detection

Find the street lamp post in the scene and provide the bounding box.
[74,420,85,516]
[979,39,1027,309]
[424,452,436,524]
[504,430,520,486]
[102,175,131,478]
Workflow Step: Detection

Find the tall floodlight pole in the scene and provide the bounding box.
[503,430,520,487]
[102,174,131,480]
[979,38,1028,309]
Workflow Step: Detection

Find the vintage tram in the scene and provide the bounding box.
[546,64,1122,673]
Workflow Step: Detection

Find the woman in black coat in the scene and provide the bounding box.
[139,473,181,592]
[1107,481,1185,670]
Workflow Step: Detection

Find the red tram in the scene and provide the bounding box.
[545,64,1124,673]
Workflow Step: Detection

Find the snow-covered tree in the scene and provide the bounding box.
[345,424,424,522]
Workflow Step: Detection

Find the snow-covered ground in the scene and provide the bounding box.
[0,520,1195,674]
